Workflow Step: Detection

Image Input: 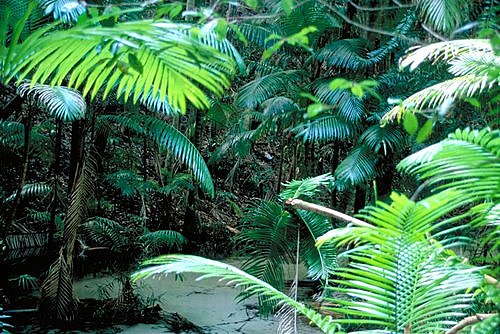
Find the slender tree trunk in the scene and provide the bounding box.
[48,120,62,250]
[276,135,286,193]
[68,120,83,194]
[330,143,339,209]
[354,185,366,213]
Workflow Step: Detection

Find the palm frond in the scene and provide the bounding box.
[236,23,280,48]
[10,19,235,114]
[359,125,406,155]
[83,216,129,252]
[40,250,78,321]
[139,230,186,254]
[317,191,482,333]
[294,115,354,143]
[334,145,378,186]
[131,254,341,334]
[397,127,500,200]
[3,182,52,203]
[280,173,334,200]
[41,0,86,23]
[236,200,294,315]
[236,70,304,109]
[196,31,246,74]
[312,81,365,123]
[0,120,24,149]
[17,82,86,121]
[416,0,469,33]
[102,113,214,196]
[315,39,371,71]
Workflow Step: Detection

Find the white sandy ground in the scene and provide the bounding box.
[73,258,323,334]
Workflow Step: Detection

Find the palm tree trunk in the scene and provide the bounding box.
[354,185,366,213]
[68,120,83,194]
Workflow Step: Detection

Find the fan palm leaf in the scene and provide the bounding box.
[17,82,86,121]
[317,190,482,333]
[236,70,304,109]
[397,127,500,200]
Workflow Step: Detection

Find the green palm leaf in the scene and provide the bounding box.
[312,80,365,123]
[9,19,235,114]
[334,145,378,186]
[132,254,341,334]
[294,115,354,143]
[416,0,468,33]
[317,191,482,333]
[359,125,405,155]
[139,230,186,253]
[17,82,86,121]
[102,113,214,196]
[397,128,500,199]
[236,70,304,109]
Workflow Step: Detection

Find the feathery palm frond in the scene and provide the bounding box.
[9,19,235,114]
[236,23,280,48]
[3,183,52,203]
[280,173,334,200]
[317,190,482,333]
[132,254,341,334]
[294,115,354,143]
[83,216,129,252]
[312,81,365,123]
[416,0,469,33]
[334,145,378,186]
[236,200,294,315]
[196,31,246,74]
[139,230,186,254]
[261,96,300,119]
[41,250,78,321]
[383,39,498,123]
[359,125,406,155]
[398,128,500,199]
[41,0,86,23]
[102,113,214,196]
[17,82,86,121]
[236,70,304,109]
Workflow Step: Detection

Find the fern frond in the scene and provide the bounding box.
[17,82,86,121]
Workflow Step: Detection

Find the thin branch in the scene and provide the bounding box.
[285,198,374,228]
[348,0,413,11]
[317,0,423,44]
[446,313,496,334]
[421,23,449,42]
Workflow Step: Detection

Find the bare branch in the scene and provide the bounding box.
[348,0,414,11]
[446,314,496,334]
[285,198,374,228]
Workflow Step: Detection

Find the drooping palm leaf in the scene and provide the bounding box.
[416,0,468,33]
[312,81,365,123]
[334,145,378,186]
[398,128,500,199]
[101,113,214,196]
[236,70,304,109]
[294,115,354,143]
[17,82,86,121]
[3,182,52,203]
[359,124,406,155]
[139,230,186,253]
[317,190,482,333]
[131,254,341,334]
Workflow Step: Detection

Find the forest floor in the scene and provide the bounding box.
[72,258,323,334]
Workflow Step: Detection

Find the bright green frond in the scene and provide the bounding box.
[17,82,86,121]
[132,255,341,334]
[397,127,500,200]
